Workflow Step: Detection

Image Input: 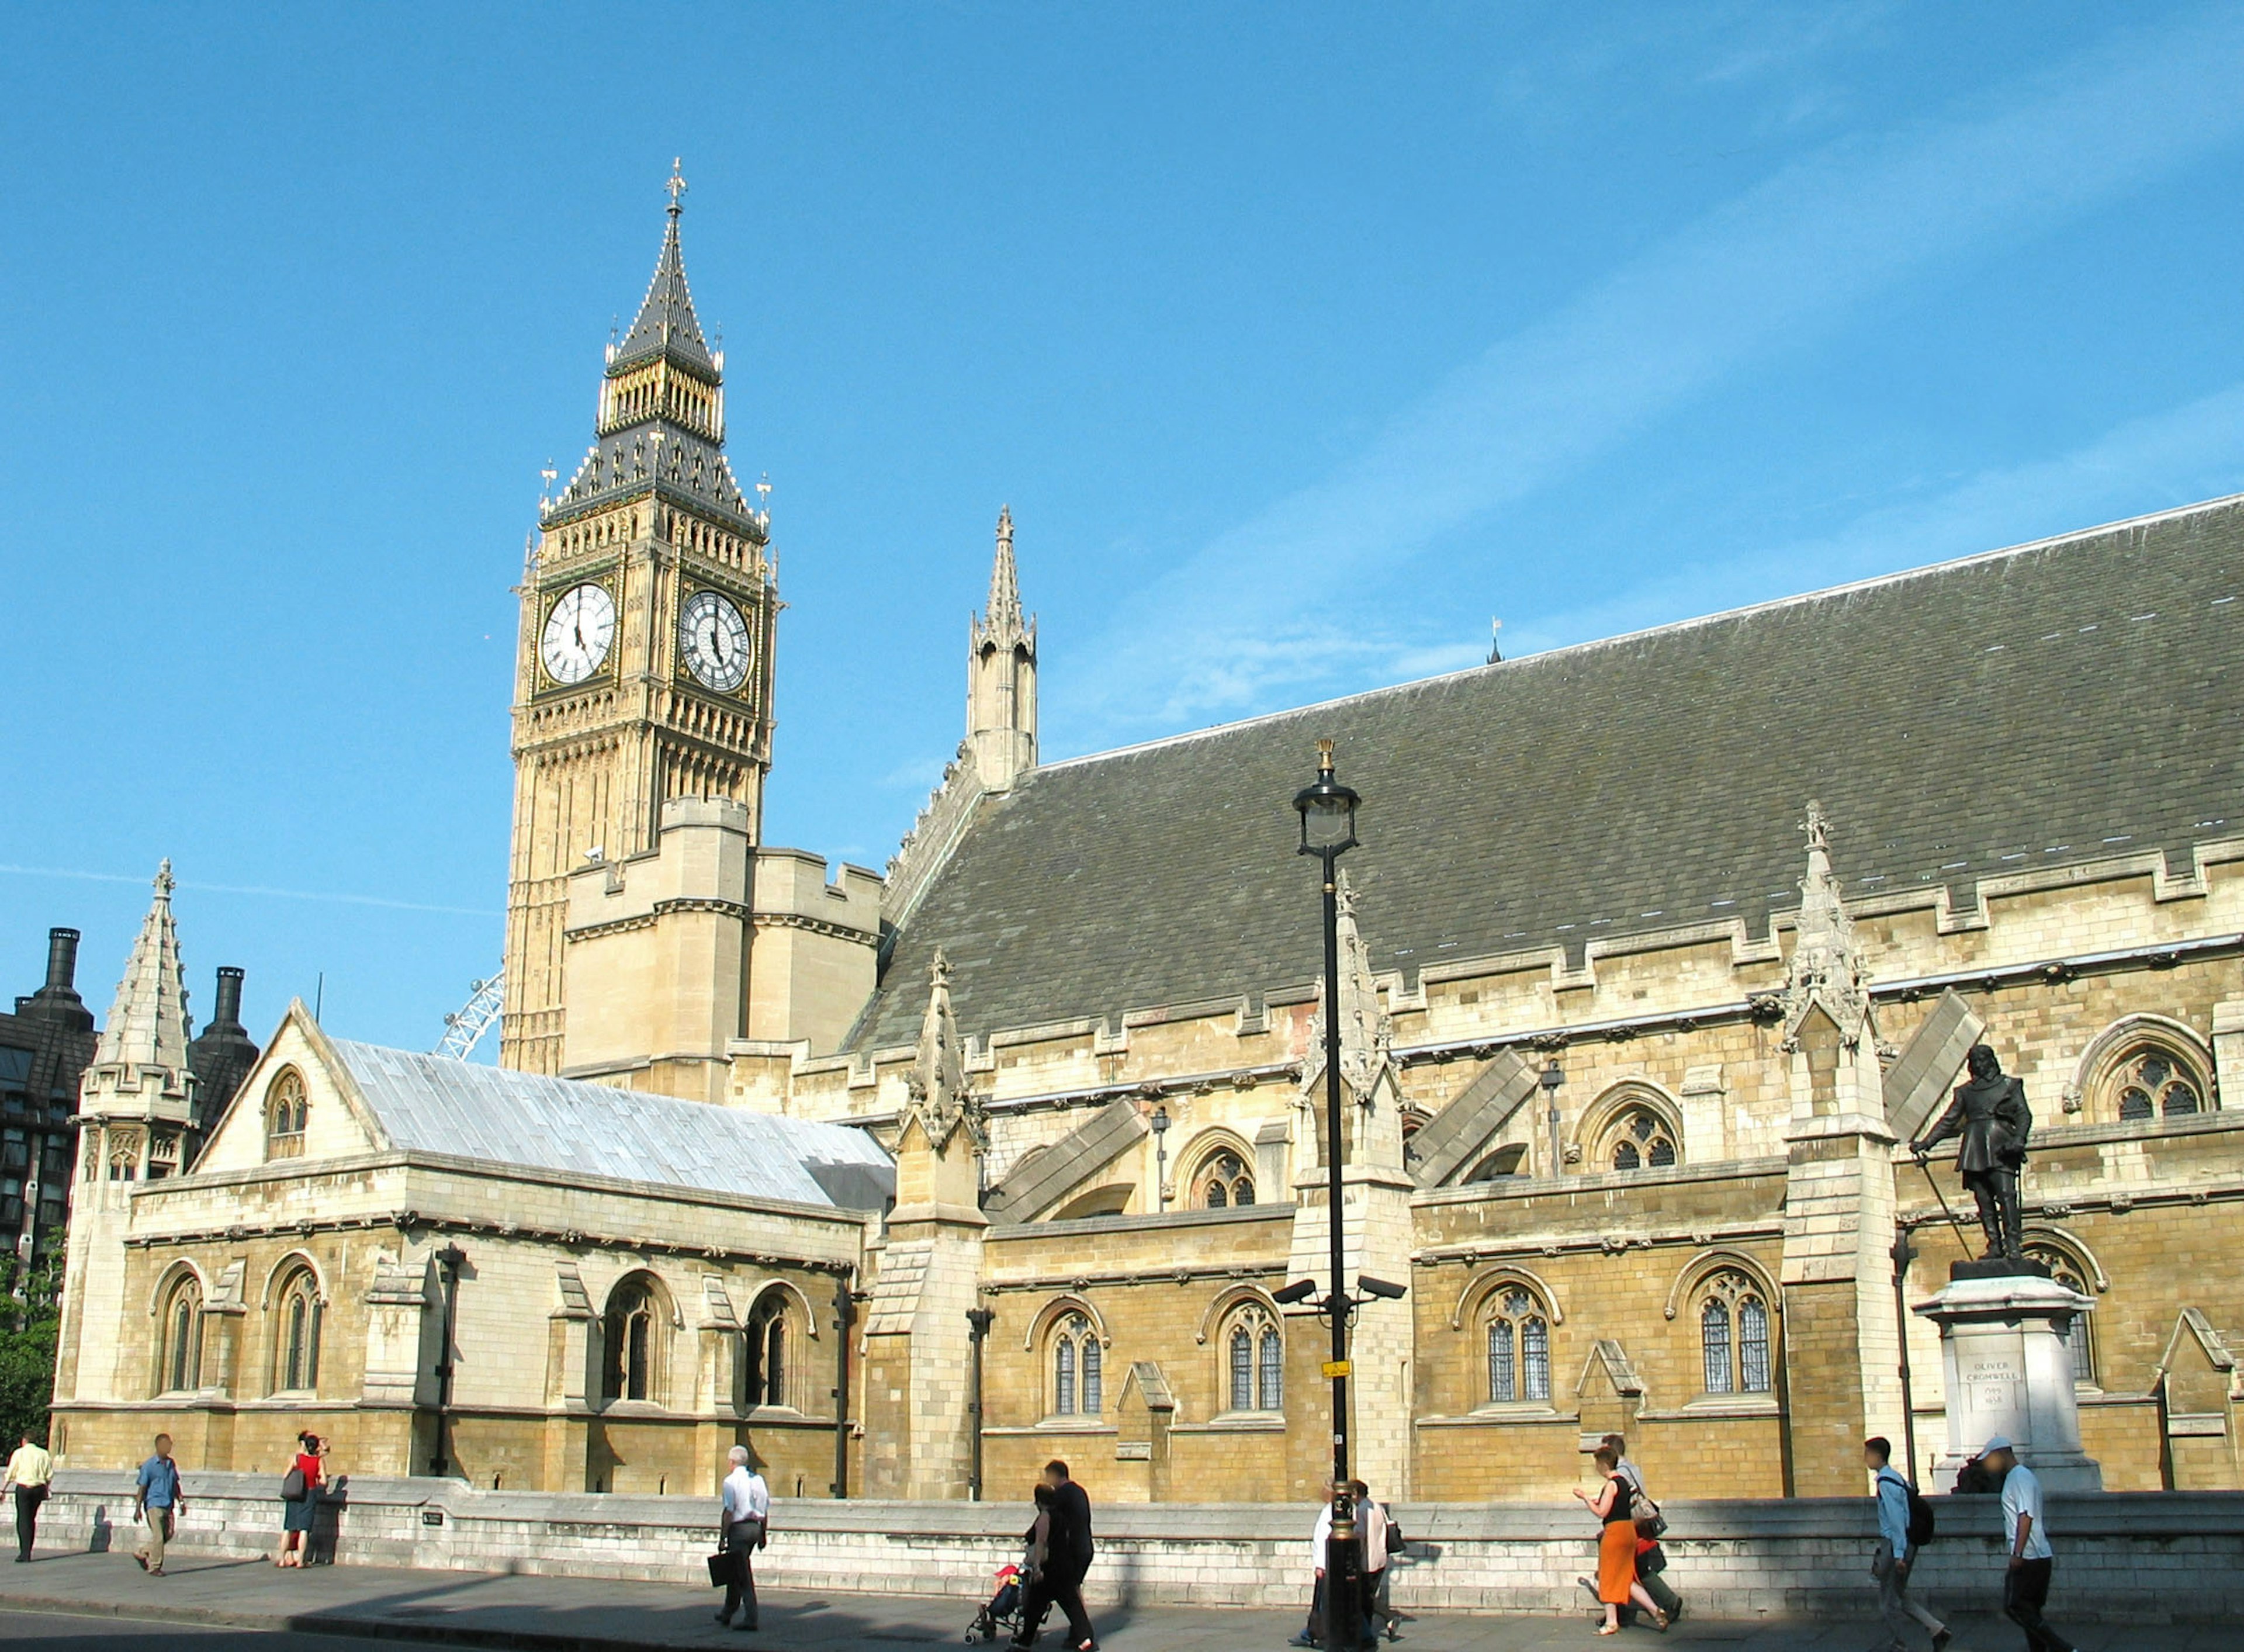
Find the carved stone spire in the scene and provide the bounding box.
[1303,870,1397,1107]
[967,507,1038,792]
[1778,801,1872,1051]
[907,948,975,1142]
[92,860,193,1077]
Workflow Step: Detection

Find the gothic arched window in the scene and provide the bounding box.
[2109,1046,2205,1123]
[1198,1151,1254,1210]
[1484,1287,1552,1404]
[601,1276,665,1404]
[1604,1105,1678,1172]
[743,1292,791,1409]
[160,1276,202,1394]
[2023,1242,2097,1383]
[1221,1303,1283,1413]
[273,1267,321,1394]
[265,1068,308,1161]
[1050,1312,1100,1416]
[1698,1270,1772,1395]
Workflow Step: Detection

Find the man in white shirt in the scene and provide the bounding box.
[2,1431,54,1563]
[1982,1437,2074,1652]
[715,1445,770,1632]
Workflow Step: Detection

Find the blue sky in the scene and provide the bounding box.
[8,4,2244,1055]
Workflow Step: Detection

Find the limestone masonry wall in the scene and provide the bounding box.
[27,1473,2243,1623]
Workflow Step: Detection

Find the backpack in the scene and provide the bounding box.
[1906,1484,1936,1549]
[281,1464,306,1501]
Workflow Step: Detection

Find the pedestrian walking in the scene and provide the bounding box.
[1572,1443,1666,1636]
[275,1432,323,1567]
[1290,1480,1335,1649]
[1353,1479,1399,1643]
[1865,1436,1948,1652]
[1982,1438,2077,1652]
[132,1432,183,1576]
[713,1445,769,1632]
[2,1430,53,1563]
[1010,1459,1095,1652]
[1604,1433,1684,1627]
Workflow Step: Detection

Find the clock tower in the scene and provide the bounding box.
[501,166,778,1075]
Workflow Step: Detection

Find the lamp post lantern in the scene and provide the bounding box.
[1151,1104,1171,1211]
[1294,737,1365,1651]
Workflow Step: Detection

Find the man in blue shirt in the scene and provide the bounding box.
[1865,1436,1947,1652]
[133,1433,184,1577]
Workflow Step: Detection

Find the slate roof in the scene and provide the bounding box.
[613,205,716,376]
[854,494,2244,1053]
[330,1041,892,1211]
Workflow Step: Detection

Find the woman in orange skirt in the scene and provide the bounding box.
[1573,1444,1667,1635]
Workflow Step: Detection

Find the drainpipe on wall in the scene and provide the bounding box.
[966,1305,996,1501]
[429,1244,467,1477]
[832,1272,857,1498]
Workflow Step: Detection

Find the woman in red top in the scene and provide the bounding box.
[275,1432,324,1567]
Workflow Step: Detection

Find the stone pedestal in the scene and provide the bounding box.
[1915,1269,2101,1491]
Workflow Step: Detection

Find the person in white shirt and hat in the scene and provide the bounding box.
[1981,1437,2076,1652]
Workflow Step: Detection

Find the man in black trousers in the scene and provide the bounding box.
[1012,1459,1096,1652]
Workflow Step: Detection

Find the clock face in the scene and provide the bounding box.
[540,583,615,686]
[680,589,752,692]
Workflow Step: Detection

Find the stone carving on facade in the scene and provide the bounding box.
[905,950,984,1153]
[1301,871,1397,1109]
[1776,801,1872,1054]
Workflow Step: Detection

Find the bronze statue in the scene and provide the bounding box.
[1912,1044,2032,1260]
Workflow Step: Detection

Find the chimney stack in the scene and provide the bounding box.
[44,928,79,992]
[19,926,95,1033]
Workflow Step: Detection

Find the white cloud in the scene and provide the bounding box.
[1515,382,2244,656]
[1055,8,2244,750]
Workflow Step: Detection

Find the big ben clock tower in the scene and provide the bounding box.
[501,165,778,1075]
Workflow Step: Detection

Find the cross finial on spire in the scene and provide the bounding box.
[155,858,175,899]
[665,157,688,216]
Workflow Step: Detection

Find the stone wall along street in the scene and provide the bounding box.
[28,1472,2244,1623]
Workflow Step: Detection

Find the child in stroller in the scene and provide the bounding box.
[967,1484,1052,1644]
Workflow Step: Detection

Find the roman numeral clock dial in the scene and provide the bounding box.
[680,588,752,692]
[539,583,615,685]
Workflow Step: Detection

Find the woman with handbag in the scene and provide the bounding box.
[275,1432,323,1567]
[1605,1433,1684,1626]
[1573,1444,1667,1636]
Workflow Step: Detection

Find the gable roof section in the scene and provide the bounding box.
[857,494,2244,1052]
[328,1040,893,1210]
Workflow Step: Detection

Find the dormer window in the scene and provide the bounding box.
[264,1069,308,1161]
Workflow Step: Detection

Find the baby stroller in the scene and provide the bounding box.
[967,1559,1027,1644]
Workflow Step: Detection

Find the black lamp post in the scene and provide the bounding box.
[428,1242,467,1477]
[1151,1104,1171,1211]
[1294,737,1365,1652]
[965,1306,996,1501]
[1539,1058,1565,1178]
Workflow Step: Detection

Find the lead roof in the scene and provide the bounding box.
[853,494,2244,1053]
[331,1041,894,1210]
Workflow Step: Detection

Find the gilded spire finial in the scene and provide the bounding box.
[665,157,688,216]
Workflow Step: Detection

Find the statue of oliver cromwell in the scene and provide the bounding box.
[1912,1043,2032,1260]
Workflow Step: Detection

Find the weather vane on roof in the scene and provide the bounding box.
[666,157,688,214]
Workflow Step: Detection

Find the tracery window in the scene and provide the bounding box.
[601,1276,664,1404]
[2110,1046,2205,1122]
[1698,1270,1771,1395]
[1050,1312,1102,1416]
[265,1068,309,1160]
[160,1275,203,1394]
[1484,1286,1551,1404]
[1198,1151,1255,1210]
[1222,1303,1284,1412]
[744,1294,789,1408]
[1603,1106,1678,1172]
[2023,1242,2097,1383]
[273,1267,322,1394]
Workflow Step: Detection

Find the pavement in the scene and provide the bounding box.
[0,1550,2229,1651]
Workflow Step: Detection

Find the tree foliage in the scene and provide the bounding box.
[0,1253,61,1447]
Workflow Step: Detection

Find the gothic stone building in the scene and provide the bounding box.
[53,189,2244,1505]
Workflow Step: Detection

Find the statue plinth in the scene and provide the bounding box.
[1949,1255,2051,1284]
[1914,1270,2102,1492]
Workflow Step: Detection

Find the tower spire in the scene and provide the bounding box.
[93,860,192,1074]
[613,161,714,375]
[967,506,1038,792]
[985,505,1024,643]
